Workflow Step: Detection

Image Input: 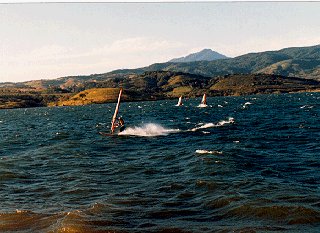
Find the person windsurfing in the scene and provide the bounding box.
[115,117,126,132]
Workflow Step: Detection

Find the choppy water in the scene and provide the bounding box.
[0,93,320,232]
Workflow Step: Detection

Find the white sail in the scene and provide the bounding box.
[201,93,207,105]
[111,88,123,134]
[176,96,183,106]
[198,93,207,108]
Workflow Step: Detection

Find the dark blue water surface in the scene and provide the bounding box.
[0,93,320,232]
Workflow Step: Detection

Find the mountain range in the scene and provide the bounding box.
[139,44,320,80]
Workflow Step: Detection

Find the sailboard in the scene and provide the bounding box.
[99,131,114,137]
[176,96,183,106]
[110,88,123,134]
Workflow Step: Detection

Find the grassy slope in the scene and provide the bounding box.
[0,88,69,109]
[53,88,124,106]
[2,71,320,109]
[53,72,320,107]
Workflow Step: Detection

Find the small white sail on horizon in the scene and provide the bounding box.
[176,96,183,106]
[198,93,207,108]
[201,93,207,105]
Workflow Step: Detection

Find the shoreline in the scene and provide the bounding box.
[1,88,320,110]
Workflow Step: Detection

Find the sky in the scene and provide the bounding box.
[0,2,319,83]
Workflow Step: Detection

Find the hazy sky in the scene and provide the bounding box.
[1,2,319,82]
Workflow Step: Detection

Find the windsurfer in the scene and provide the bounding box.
[114,117,126,132]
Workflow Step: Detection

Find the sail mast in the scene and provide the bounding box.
[111,88,123,134]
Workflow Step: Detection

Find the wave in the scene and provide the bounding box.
[300,105,314,109]
[195,150,223,155]
[0,208,123,232]
[197,104,208,108]
[242,102,252,109]
[190,117,234,132]
[216,117,235,126]
[0,210,63,232]
[224,204,320,224]
[119,123,179,137]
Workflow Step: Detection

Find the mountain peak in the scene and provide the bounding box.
[169,49,229,63]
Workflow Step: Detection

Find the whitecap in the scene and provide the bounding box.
[119,123,179,137]
[195,150,223,155]
[242,102,252,109]
[191,123,215,131]
[216,117,235,126]
[300,105,314,109]
[190,117,234,131]
[197,104,208,108]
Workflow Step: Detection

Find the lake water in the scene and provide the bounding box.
[0,93,319,232]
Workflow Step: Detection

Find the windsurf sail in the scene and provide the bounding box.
[201,93,207,105]
[110,88,123,134]
[177,96,183,106]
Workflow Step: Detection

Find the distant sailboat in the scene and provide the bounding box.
[201,94,207,105]
[198,93,207,108]
[176,96,183,106]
